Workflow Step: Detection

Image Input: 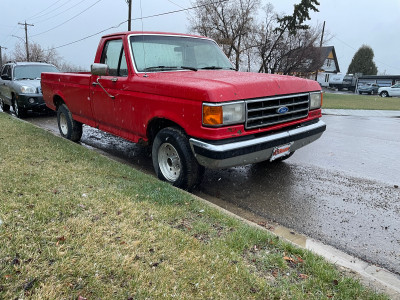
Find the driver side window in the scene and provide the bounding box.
[100,39,128,77]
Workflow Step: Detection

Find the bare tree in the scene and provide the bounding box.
[189,0,321,73]
[190,0,260,70]
[13,42,60,65]
[256,1,320,73]
[11,41,83,71]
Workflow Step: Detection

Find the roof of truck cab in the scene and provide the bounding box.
[101,31,210,40]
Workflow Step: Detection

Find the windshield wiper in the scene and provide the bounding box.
[143,66,198,72]
[200,66,237,71]
[143,66,178,71]
[180,66,198,71]
[15,77,35,80]
[200,66,223,70]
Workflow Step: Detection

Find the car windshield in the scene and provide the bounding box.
[14,65,59,80]
[130,35,234,72]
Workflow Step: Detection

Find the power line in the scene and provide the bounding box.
[45,0,230,51]
[27,0,68,21]
[333,35,400,73]
[31,0,103,37]
[33,0,89,24]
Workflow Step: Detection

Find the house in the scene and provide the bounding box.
[283,46,340,87]
[314,46,340,87]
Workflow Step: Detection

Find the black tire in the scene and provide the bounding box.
[380,91,389,98]
[152,127,204,190]
[57,104,82,142]
[0,98,10,112]
[13,96,26,118]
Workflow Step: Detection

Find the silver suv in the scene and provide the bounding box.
[0,62,59,118]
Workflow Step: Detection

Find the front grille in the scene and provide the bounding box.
[245,93,310,129]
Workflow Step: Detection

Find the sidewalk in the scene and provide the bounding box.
[323,109,400,118]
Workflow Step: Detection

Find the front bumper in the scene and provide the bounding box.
[15,94,47,111]
[189,120,326,169]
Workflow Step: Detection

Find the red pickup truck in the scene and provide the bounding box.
[41,31,326,190]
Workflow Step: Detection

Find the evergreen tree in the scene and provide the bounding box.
[347,45,378,75]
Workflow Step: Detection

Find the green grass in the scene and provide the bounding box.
[0,113,389,299]
[323,92,400,110]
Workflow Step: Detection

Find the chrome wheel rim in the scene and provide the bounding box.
[158,143,181,182]
[59,113,68,135]
[14,101,19,115]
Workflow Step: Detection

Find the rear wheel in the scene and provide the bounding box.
[0,99,10,112]
[152,127,204,190]
[57,104,82,142]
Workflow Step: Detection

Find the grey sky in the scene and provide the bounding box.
[1,0,399,74]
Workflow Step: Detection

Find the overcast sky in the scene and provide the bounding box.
[1,0,399,74]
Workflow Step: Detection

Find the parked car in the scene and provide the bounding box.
[358,83,379,95]
[0,62,59,117]
[378,83,400,98]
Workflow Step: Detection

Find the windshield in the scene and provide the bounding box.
[130,35,234,72]
[14,65,59,80]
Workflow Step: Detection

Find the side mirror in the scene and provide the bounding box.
[91,63,109,76]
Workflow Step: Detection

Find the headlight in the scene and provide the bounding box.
[203,102,245,126]
[310,92,322,110]
[20,86,36,94]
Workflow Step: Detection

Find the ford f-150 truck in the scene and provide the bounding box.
[41,31,326,190]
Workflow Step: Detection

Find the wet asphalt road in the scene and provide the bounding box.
[12,111,400,275]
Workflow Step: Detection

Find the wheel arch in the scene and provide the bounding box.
[146,117,186,145]
[53,95,65,110]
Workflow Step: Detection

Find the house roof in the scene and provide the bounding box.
[318,46,340,73]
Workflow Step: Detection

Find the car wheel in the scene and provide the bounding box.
[0,98,10,112]
[152,127,204,190]
[380,91,389,98]
[57,104,83,142]
[13,97,26,118]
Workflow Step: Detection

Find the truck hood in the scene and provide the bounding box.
[134,70,320,102]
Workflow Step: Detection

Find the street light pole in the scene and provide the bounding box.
[18,21,34,61]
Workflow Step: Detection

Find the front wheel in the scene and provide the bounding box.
[380,91,389,98]
[57,104,82,142]
[13,97,26,118]
[0,98,10,112]
[152,127,204,190]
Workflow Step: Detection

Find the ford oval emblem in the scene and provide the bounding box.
[277,106,289,114]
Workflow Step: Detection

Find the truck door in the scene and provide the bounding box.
[91,38,130,133]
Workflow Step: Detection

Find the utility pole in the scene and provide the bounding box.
[126,0,132,31]
[18,21,34,61]
[315,21,326,82]
[0,46,7,68]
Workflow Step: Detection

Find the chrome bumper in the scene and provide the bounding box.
[189,120,326,169]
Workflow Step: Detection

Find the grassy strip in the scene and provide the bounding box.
[322,92,400,110]
[0,113,388,299]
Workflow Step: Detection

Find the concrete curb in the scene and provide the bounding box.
[323,109,400,118]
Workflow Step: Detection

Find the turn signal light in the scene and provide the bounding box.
[203,106,223,125]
